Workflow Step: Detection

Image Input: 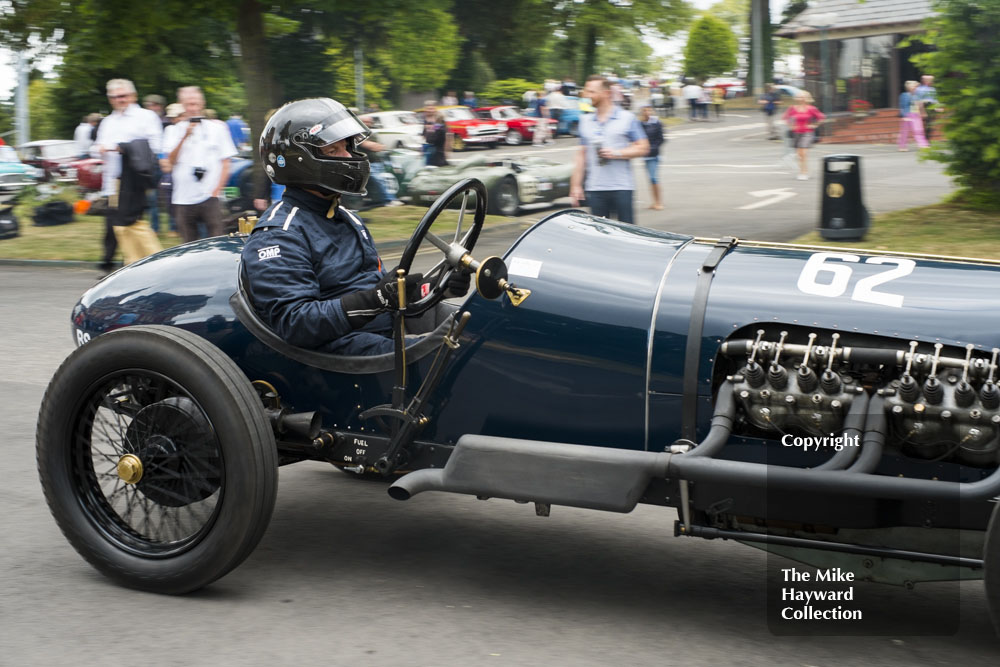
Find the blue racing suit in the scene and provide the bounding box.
[241,187,394,356]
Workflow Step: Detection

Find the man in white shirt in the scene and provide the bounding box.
[74,113,99,158]
[682,81,703,121]
[163,86,237,242]
[92,79,164,271]
[545,88,568,137]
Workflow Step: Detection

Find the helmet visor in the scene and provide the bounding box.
[296,101,371,148]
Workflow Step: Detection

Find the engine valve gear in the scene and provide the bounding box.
[796,332,819,393]
[897,341,922,403]
[743,328,767,387]
[767,331,789,389]
[923,343,945,405]
[954,344,977,408]
[980,347,1000,409]
[819,333,842,394]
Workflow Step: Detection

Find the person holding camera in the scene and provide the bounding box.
[163,86,238,242]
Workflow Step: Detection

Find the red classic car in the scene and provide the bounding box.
[73,157,104,192]
[18,139,81,182]
[476,106,557,145]
[435,105,506,151]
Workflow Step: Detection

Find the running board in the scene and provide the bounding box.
[388,435,671,513]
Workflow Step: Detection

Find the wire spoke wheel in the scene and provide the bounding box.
[38,326,278,594]
[75,372,224,557]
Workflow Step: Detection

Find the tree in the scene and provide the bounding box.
[913,0,1000,209]
[564,0,692,79]
[595,27,657,77]
[683,14,738,81]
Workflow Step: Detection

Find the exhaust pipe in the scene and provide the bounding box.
[267,409,321,441]
[389,435,671,513]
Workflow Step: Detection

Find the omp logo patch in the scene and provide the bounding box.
[258,245,281,261]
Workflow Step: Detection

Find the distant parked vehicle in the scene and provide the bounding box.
[18,139,80,182]
[435,105,506,151]
[475,106,556,145]
[359,111,426,150]
[0,144,41,197]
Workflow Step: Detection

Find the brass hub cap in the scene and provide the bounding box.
[117,454,144,485]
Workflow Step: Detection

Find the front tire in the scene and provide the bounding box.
[569,120,579,137]
[37,325,278,594]
[505,129,522,146]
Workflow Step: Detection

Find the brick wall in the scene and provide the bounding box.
[823,108,945,144]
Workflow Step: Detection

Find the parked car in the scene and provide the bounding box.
[435,105,506,151]
[527,96,593,137]
[777,84,804,100]
[72,157,103,192]
[18,139,80,182]
[0,144,41,197]
[475,106,556,146]
[359,110,425,150]
[36,184,1000,637]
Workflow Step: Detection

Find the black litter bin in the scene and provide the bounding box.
[819,154,869,241]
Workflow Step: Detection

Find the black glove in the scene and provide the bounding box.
[444,270,471,298]
[340,271,424,329]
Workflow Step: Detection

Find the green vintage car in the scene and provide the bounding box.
[404,154,572,217]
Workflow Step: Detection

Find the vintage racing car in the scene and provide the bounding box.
[37,179,1000,634]
[405,155,571,216]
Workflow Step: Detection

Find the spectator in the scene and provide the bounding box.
[898,80,930,152]
[74,113,100,158]
[682,80,702,121]
[226,112,250,152]
[163,85,238,242]
[637,106,664,211]
[440,90,458,106]
[92,78,163,271]
[782,91,825,180]
[570,75,649,224]
[915,75,941,141]
[158,104,184,235]
[698,86,712,120]
[546,87,568,137]
[421,101,439,165]
[143,94,169,129]
[759,83,780,140]
[461,91,477,108]
[711,86,725,120]
[424,110,450,167]
[531,90,550,146]
[357,117,404,208]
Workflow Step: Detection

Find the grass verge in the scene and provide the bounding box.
[0,189,516,262]
[790,203,1000,260]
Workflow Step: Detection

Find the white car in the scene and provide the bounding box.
[358,110,426,150]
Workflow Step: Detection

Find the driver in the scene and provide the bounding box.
[242,98,469,356]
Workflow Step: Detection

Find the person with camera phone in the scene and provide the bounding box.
[163,86,238,242]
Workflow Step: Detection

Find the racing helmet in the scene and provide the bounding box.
[259,98,371,196]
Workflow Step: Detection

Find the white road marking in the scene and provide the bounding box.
[738,187,798,210]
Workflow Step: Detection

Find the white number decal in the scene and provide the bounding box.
[851,257,916,308]
[796,252,859,297]
[796,252,915,308]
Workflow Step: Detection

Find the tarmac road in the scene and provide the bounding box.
[2,259,999,666]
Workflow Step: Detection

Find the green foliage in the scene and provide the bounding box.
[595,28,657,76]
[683,14,738,81]
[707,0,749,36]
[480,79,540,105]
[914,0,1000,209]
[28,78,60,140]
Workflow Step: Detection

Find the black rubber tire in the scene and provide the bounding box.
[37,325,278,594]
[491,176,520,217]
[986,501,1000,636]
[505,129,522,146]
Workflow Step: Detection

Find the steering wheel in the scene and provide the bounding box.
[396,177,487,316]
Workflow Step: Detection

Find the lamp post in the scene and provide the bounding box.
[812,12,838,116]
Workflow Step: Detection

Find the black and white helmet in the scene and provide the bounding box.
[259,98,371,196]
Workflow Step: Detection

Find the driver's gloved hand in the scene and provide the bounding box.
[341,271,424,328]
[444,270,472,298]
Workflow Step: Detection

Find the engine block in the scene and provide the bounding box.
[721,330,1000,467]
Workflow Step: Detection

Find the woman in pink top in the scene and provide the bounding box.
[782,91,825,180]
